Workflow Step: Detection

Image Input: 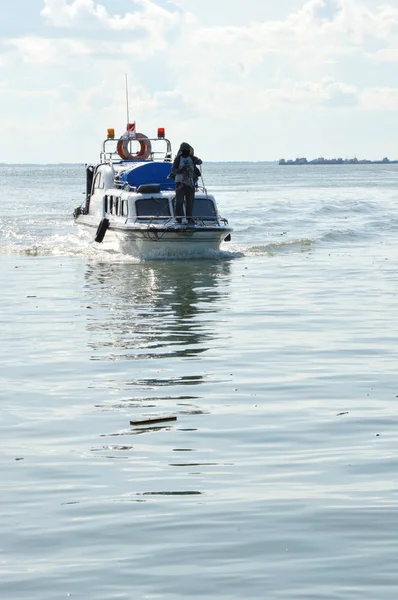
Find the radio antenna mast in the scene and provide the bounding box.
[125,73,130,125]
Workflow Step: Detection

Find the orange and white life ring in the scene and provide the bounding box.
[117,132,152,161]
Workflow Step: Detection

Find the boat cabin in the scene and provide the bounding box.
[100,192,219,224]
[86,162,221,225]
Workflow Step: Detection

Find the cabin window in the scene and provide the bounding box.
[122,200,129,217]
[114,197,119,216]
[93,172,104,190]
[135,197,170,217]
[192,198,217,220]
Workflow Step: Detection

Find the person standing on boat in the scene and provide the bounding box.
[170,142,202,223]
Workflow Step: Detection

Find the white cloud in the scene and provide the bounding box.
[41,0,108,27]
[269,78,358,107]
[41,0,182,32]
[6,37,57,64]
[360,86,398,110]
[370,48,398,62]
[5,36,92,64]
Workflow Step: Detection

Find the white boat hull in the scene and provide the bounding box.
[76,219,231,257]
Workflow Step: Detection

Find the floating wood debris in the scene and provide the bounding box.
[130,415,177,426]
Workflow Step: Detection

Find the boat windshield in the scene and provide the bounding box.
[135,197,171,218]
[192,198,217,220]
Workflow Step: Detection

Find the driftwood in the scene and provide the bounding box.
[130,415,177,426]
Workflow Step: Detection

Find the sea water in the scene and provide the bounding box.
[1,163,398,599]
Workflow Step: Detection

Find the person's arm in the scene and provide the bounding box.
[193,156,202,166]
[169,156,180,178]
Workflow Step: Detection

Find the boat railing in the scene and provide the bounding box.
[193,216,228,226]
[100,137,173,164]
[123,215,228,228]
[113,182,208,193]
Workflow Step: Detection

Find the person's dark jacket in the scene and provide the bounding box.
[169,143,202,187]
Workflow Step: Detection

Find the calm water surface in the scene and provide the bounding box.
[1,163,398,599]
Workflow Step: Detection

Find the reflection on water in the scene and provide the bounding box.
[83,259,232,435]
[83,259,232,361]
[123,375,204,386]
[94,395,199,409]
[99,424,178,437]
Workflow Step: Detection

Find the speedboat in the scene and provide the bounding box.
[73,123,232,257]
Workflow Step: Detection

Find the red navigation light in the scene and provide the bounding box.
[158,127,165,139]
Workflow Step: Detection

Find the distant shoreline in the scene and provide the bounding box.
[279,157,398,165]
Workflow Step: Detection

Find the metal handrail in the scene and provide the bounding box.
[100,137,173,164]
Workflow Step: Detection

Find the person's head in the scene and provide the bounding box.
[179,142,191,158]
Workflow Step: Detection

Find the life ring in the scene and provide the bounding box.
[95,218,110,243]
[117,132,152,161]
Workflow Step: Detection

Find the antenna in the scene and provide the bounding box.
[125,73,130,125]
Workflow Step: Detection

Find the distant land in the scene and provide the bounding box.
[279,157,398,165]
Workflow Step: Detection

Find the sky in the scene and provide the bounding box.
[2,0,398,162]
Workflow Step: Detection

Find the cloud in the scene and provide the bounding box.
[5,36,91,64]
[360,86,398,110]
[272,77,358,107]
[41,0,182,32]
[41,0,109,27]
[9,1,398,101]
[371,48,398,63]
